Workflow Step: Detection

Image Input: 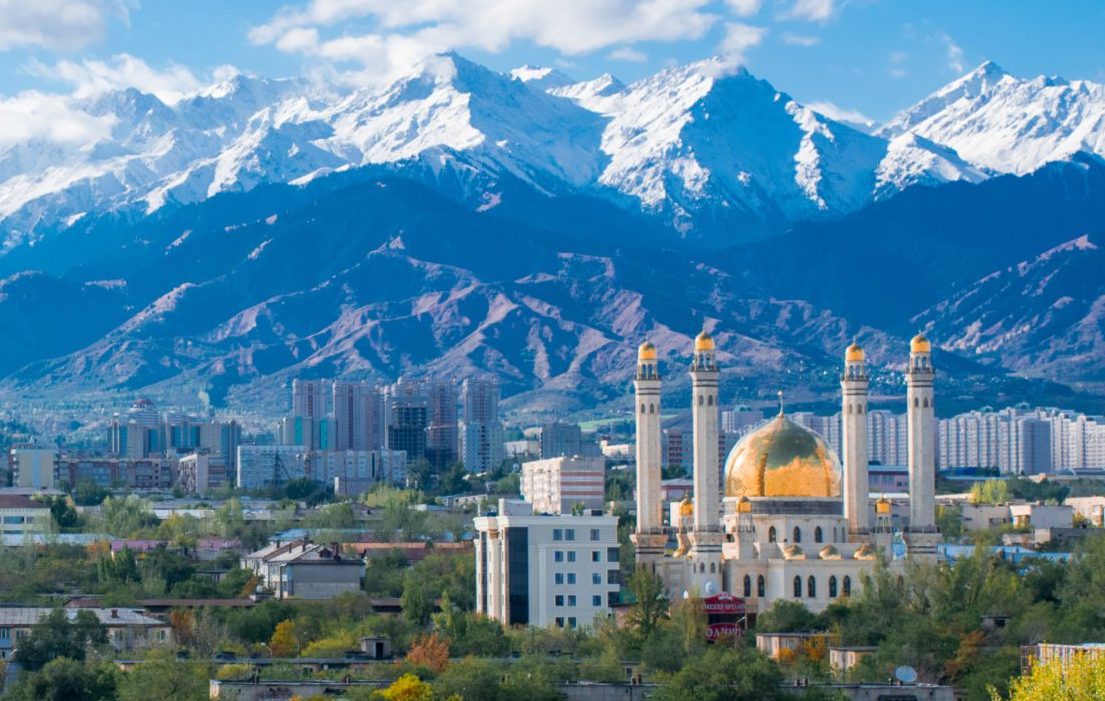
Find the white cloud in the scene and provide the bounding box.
[941,32,965,73]
[725,0,761,17]
[609,47,647,62]
[782,0,834,22]
[250,0,720,80]
[0,0,131,51]
[0,91,115,148]
[781,32,818,46]
[717,22,766,65]
[25,54,205,105]
[807,100,873,128]
[887,49,907,78]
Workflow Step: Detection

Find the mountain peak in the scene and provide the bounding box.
[510,65,575,90]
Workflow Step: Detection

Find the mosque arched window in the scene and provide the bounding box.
[793,576,802,598]
[914,397,920,408]
[923,397,929,408]
[707,395,714,406]
[807,576,816,598]
[842,576,852,597]
[743,575,752,597]
[710,562,716,574]
[768,526,777,543]
[649,403,655,414]
[757,575,765,597]
[640,403,646,414]
[829,576,838,598]
[814,526,823,544]
[793,527,802,543]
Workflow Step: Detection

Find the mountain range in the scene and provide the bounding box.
[2,54,1104,424]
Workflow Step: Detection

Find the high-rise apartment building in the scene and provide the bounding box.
[333,382,385,452]
[521,456,605,514]
[539,422,583,459]
[426,379,459,469]
[460,377,503,473]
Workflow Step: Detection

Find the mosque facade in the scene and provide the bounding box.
[631,332,941,613]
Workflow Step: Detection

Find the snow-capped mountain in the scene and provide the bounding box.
[879,61,1105,175]
[5,55,1105,252]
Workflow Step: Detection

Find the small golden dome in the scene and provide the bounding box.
[679,496,694,517]
[694,330,715,352]
[911,333,931,354]
[638,340,657,361]
[819,544,842,560]
[737,496,752,513]
[854,542,878,560]
[845,342,864,363]
[875,496,891,515]
[723,414,843,499]
[782,544,806,560]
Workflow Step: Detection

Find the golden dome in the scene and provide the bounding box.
[737,496,752,513]
[875,496,891,515]
[724,414,842,499]
[819,544,842,560]
[845,342,864,363]
[782,544,806,560]
[638,340,657,361]
[679,496,694,517]
[694,330,715,352]
[911,333,931,354]
[854,542,878,560]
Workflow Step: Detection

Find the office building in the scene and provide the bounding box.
[236,446,308,490]
[9,442,59,489]
[539,422,583,459]
[474,499,620,628]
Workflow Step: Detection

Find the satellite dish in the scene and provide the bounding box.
[894,666,918,684]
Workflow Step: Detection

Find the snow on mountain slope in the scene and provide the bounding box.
[559,58,888,231]
[875,132,990,197]
[880,61,1105,175]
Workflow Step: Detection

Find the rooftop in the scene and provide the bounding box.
[0,607,164,626]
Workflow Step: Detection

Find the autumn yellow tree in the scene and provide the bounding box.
[379,673,434,701]
[406,632,450,673]
[269,619,300,658]
[995,652,1105,700]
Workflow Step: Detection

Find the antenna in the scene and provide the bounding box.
[894,666,918,685]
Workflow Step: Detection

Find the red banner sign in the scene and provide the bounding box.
[703,592,745,615]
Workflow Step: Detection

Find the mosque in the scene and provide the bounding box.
[630,331,941,613]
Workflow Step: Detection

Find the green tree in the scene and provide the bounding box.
[13,609,109,671]
[99,494,158,536]
[652,646,784,701]
[73,479,110,506]
[757,600,819,633]
[626,568,668,640]
[970,480,1011,505]
[996,651,1105,700]
[5,658,117,701]
[116,650,208,701]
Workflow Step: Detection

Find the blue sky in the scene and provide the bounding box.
[1,0,1103,122]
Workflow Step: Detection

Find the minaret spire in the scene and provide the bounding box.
[841,341,870,537]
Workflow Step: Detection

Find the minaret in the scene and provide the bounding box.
[631,341,668,570]
[905,333,939,561]
[688,330,724,595]
[690,330,720,532]
[841,342,870,536]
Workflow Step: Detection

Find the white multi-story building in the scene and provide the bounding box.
[236,445,308,490]
[315,449,408,495]
[474,499,619,629]
[0,494,51,539]
[175,451,228,494]
[521,456,605,515]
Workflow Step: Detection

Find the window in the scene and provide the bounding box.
[814,526,823,544]
[555,617,564,628]
[768,526,777,543]
[555,595,564,606]
[793,576,802,598]
[567,573,576,585]
[807,575,816,598]
[793,527,802,543]
[567,551,576,563]
[565,529,575,541]
[743,575,751,597]
[593,595,602,606]
[554,551,564,563]
[0,628,8,640]
[568,595,577,606]
[607,547,619,562]
[757,575,765,597]
[592,573,601,585]
[568,617,577,629]
[592,551,601,562]
[553,529,563,541]
[843,576,852,597]
[829,576,838,598]
[555,573,564,585]
[590,529,601,541]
